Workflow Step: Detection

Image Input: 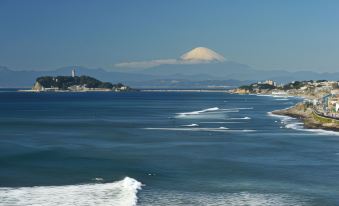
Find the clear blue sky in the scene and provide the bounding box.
[1,0,339,71]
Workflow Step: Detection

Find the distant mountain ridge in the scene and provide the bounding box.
[0,66,249,88]
[138,61,339,83]
[0,64,338,88]
[0,66,157,88]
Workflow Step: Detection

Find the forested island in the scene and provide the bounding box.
[29,75,137,92]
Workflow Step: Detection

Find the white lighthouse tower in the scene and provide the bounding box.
[72,68,76,77]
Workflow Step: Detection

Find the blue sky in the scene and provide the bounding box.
[1,0,339,72]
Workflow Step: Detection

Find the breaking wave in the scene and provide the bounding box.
[284,122,339,136]
[229,117,251,120]
[175,106,254,119]
[267,112,295,121]
[178,107,219,115]
[200,122,244,124]
[275,98,289,101]
[227,107,253,110]
[182,124,199,127]
[268,112,339,136]
[144,127,255,132]
[0,177,142,206]
[175,107,238,119]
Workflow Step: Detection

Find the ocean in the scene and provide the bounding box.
[0,90,339,205]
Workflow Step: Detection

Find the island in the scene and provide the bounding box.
[22,72,137,92]
[230,79,339,132]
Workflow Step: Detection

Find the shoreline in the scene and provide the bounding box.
[17,89,139,93]
[235,91,339,133]
[271,103,339,132]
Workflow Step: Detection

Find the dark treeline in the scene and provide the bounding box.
[36,76,124,90]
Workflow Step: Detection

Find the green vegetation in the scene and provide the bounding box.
[239,83,276,92]
[283,81,306,90]
[239,85,253,91]
[312,112,339,124]
[36,75,127,90]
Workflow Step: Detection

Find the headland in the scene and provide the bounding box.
[230,79,339,132]
[19,69,137,92]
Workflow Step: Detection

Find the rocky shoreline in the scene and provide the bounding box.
[272,103,339,132]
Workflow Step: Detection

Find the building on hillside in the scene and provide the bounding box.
[331,89,339,95]
[315,86,332,93]
[258,80,277,87]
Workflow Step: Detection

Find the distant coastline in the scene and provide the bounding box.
[141,89,230,93]
[271,103,339,132]
[230,79,339,132]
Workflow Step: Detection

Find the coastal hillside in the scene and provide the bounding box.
[272,103,339,132]
[32,75,134,92]
[232,79,339,132]
[231,80,338,98]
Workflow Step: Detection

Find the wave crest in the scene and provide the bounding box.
[0,177,142,206]
[175,107,240,119]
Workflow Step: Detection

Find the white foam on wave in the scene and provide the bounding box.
[182,123,199,127]
[256,94,274,97]
[255,94,290,98]
[229,117,251,120]
[273,95,290,98]
[0,177,142,206]
[92,177,104,181]
[267,112,295,120]
[175,107,236,119]
[144,127,255,133]
[275,98,289,101]
[227,107,253,110]
[285,122,339,136]
[178,107,219,115]
[175,107,252,119]
[200,122,244,124]
[267,112,339,136]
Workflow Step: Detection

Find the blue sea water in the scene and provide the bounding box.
[0,90,339,205]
